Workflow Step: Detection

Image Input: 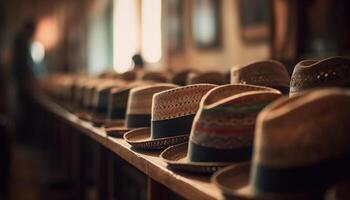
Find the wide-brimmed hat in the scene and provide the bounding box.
[75,78,106,120]
[213,88,350,200]
[231,60,290,94]
[161,84,281,173]
[104,83,177,137]
[104,81,155,127]
[290,56,350,96]
[187,71,227,85]
[124,84,217,150]
[89,80,126,126]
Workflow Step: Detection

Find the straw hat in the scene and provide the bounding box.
[75,78,104,120]
[213,88,350,200]
[105,81,155,127]
[161,84,281,173]
[124,84,217,150]
[104,83,177,137]
[290,56,350,96]
[90,80,126,126]
[231,60,290,94]
[187,71,227,85]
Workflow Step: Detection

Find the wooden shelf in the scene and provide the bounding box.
[37,95,223,200]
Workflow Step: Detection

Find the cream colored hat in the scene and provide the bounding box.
[124,84,217,150]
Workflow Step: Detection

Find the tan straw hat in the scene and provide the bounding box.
[213,88,350,200]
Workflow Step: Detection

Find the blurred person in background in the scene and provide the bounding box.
[132,54,144,69]
[11,19,37,144]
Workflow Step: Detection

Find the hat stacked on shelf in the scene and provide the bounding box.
[124,84,217,150]
[104,83,177,137]
[105,81,154,127]
[41,55,350,200]
[290,56,350,96]
[231,60,290,94]
[90,80,126,126]
[161,84,281,173]
[213,88,350,200]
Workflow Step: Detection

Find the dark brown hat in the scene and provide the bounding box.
[89,80,126,126]
[231,60,290,94]
[104,83,177,137]
[105,81,154,127]
[290,56,350,96]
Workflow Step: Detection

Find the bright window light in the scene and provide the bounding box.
[141,0,162,63]
[31,41,45,63]
[34,17,59,50]
[113,0,138,73]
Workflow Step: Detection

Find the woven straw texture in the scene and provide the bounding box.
[290,57,350,96]
[191,90,282,149]
[126,84,177,115]
[151,84,217,121]
[231,60,290,88]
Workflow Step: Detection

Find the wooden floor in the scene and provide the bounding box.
[9,144,97,200]
[10,145,47,200]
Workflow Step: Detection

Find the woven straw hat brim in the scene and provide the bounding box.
[160,142,233,174]
[124,127,189,150]
[212,164,320,200]
[104,125,132,138]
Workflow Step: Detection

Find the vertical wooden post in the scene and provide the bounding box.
[97,145,113,200]
[147,177,171,200]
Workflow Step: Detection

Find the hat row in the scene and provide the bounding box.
[42,56,350,200]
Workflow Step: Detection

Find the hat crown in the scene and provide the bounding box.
[187,84,281,163]
[231,60,290,88]
[126,84,177,115]
[201,84,278,107]
[151,84,217,121]
[190,85,281,150]
[253,89,350,168]
[290,56,350,95]
[108,81,151,108]
[93,80,124,108]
